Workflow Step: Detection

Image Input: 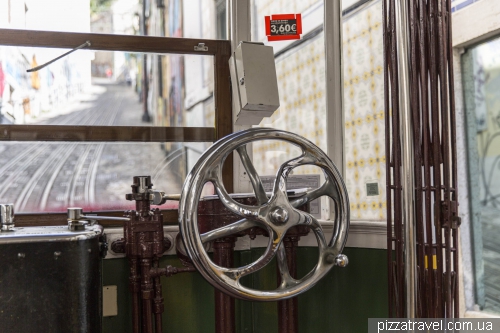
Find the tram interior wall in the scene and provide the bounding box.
[102,247,388,333]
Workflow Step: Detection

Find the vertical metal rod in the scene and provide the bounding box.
[393,0,406,317]
[407,0,426,317]
[436,0,452,317]
[324,0,345,178]
[141,258,154,333]
[130,258,142,333]
[153,258,164,333]
[395,0,417,319]
[382,0,392,318]
[213,238,236,333]
[277,237,299,333]
[445,0,460,316]
[428,0,444,317]
[141,0,151,122]
[418,0,436,318]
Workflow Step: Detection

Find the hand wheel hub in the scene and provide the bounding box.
[270,206,289,225]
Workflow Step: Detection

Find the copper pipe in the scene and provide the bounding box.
[277,237,299,333]
[418,0,436,318]
[428,0,444,318]
[407,0,426,318]
[153,259,164,333]
[386,0,406,317]
[141,258,154,333]
[213,238,236,333]
[129,258,142,333]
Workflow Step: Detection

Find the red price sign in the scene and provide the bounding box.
[265,14,302,41]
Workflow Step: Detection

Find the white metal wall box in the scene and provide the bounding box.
[230,42,280,125]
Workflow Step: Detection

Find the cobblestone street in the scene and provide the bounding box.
[0,82,183,213]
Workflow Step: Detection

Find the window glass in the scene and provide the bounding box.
[342,0,386,221]
[249,0,386,221]
[0,0,225,40]
[0,45,215,214]
[451,0,481,12]
[0,141,207,213]
[249,0,328,218]
[251,0,320,43]
[0,47,214,128]
[252,33,327,162]
[462,36,500,314]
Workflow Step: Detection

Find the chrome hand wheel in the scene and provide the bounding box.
[178,128,349,301]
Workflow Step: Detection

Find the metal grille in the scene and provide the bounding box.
[383,0,460,318]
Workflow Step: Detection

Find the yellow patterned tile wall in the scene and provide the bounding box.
[343,0,386,220]
[253,34,327,178]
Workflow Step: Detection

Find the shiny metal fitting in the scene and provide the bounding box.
[270,206,289,224]
[67,207,130,231]
[67,207,87,231]
[133,176,152,193]
[67,207,84,220]
[334,254,349,267]
[0,204,15,231]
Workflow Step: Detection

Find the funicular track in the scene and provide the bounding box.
[0,85,124,212]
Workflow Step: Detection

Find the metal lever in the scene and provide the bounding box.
[27,41,91,73]
[150,191,181,205]
[67,207,130,231]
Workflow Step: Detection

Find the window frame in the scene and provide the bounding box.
[0,28,234,226]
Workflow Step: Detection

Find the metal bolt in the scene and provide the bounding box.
[334,254,349,267]
[270,206,289,224]
[325,253,349,267]
[18,253,25,259]
[88,249,92,253]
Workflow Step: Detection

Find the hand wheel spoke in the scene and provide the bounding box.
[276,242,297,289]
[200,218,260,243]
[271,152,318,196]
[236,145,268,205]
[222,226,285,281]
[290,170,340,208]
[296,212,328,250]
[210,165,260,219]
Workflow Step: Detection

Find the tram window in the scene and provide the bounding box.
[0,47,215,129]
[0,141,213,214]
[0,31,235,219]
[462,35,500,315]
[0,0,226,40]
[342,0,386,222]
[249,0,385,221]
[0,45,217,215]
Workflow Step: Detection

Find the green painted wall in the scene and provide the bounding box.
[103,247,388,333]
